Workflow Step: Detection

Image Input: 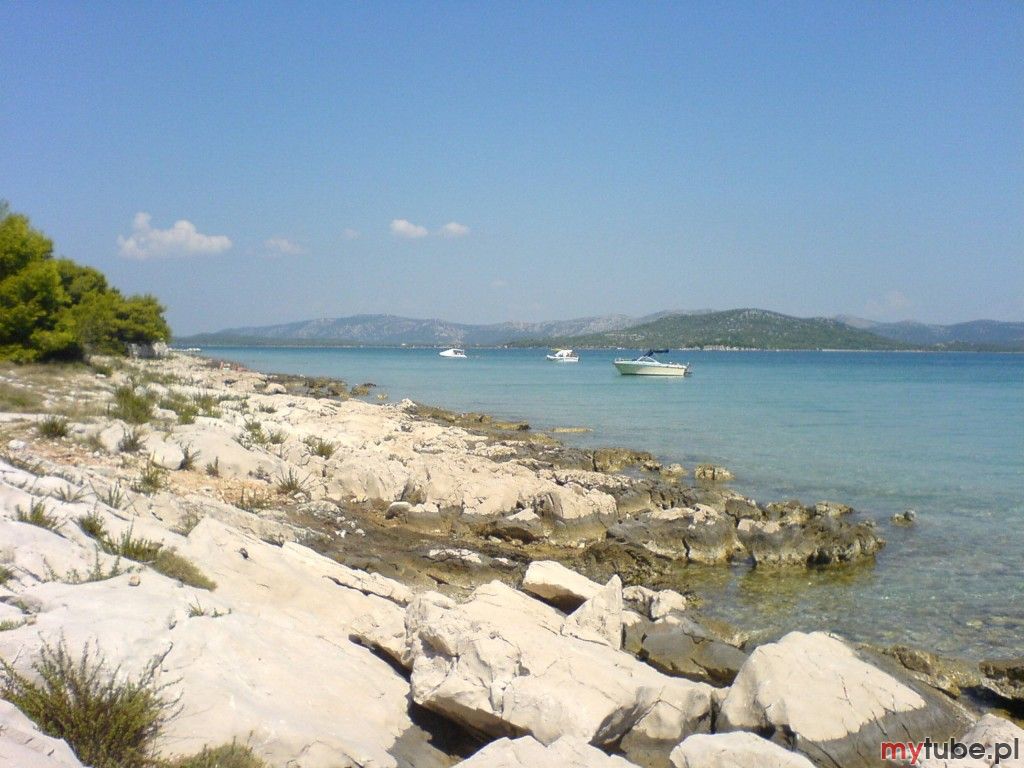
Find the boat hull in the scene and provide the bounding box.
[614,360,687,376]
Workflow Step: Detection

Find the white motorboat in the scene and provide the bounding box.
[439,348,467,359]
[614,349,690,377]
[546,348,579,362]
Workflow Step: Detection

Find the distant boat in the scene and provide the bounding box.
[546,348,579,362]
[439,348,467,359]
[614,349,690,377]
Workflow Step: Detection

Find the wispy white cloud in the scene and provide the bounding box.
[390,219,429,239]
[341,228,360,241]
[118,212,232,259]
[865,289,913,319]
[263,237,305,256]
[490,278,508,289]
[438,221,470,238]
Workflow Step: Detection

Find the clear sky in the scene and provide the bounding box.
[2,2,1022,335]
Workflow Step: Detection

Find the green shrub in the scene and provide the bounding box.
[180,445,200,471]
[105,524,161,562]
[266,429,286,445]
[275,468,308,496]
[98,483,127,510]
[0,564,13,585]
[111,386,154,424]
[236,489,270,512]
[242,419,266,445]
[204,457,220,477]
[166,741,268,768]
[15,499,61,531]
[118,426,146,453]
[0,640,175,768]
[38,415,69,438]
[77,510,109,541]
[303,435,337,459]
[151,549,215,590]
[132,462,165,495]
[55,483,86,503]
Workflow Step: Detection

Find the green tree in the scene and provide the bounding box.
[0,201,170,361]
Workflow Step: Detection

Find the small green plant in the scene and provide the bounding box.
[236,489,270,512]
[303,435,337,459]
[171,509,203,536]
[0,564,14,585]
[110,385,155,424]
[0,618,25,631]
[266,429,286,445]
[132,462,165,495]
[166,741,268,768]
[16,500,61,531]
[105,524,162,562]
[55,484,86,504]
[63,551,124,584]
[275,468,309,496]
[242,419,267,446]
[83,433,105,452]
[118,426,146,453]
[77,510,109,541]
[191,393,221,418]
[97,483,127,510]
[204,457,220,477]
[186,598,226,619]
[89,360,114,376]
[151,549,215,590]
[38,415,70,439]
[0,640,176,768]
[180,445,200,471]
[257,403,276,414]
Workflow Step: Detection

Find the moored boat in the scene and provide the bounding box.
[613,349,689,376]
[439,348,468,359]
[546,348,580,362]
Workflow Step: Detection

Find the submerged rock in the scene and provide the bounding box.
[693,464,734,482]
[980,658,1024,706]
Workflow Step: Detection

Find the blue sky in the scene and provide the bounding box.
[2,2,1021,335]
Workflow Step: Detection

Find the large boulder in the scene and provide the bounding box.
[736,516,884,566]
[640,618,748,686]
[458,735,639,767]
[918,714,1024,767]
[403,581,715,766]
[670,732,816,768]
[718,631,970,768]
[560,575,623,649]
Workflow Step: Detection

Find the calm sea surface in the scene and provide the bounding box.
[205,347,1023,659]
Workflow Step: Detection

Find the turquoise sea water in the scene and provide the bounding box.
[206,347,1023,659]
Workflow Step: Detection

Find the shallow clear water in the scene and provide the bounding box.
[207,346,1024,658]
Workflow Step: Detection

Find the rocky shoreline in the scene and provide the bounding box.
[0,352,1020,767]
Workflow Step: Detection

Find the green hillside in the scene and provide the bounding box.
[516,309,912,350]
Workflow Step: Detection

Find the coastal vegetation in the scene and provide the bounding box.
[0,201,169,362]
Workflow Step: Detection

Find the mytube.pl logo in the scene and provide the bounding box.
[881,737,1020,764]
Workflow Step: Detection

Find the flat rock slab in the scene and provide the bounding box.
[0,700,84,768]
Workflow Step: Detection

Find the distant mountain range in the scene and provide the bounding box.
[177,310,1024,351]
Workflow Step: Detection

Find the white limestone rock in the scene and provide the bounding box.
[560,574,623,649]
[459,735,640,767]
[719,631,969,768]
[404,581,714,765]
[670,732,816,768]
[0,700,84,768]
[522,560,602,608]
[918,714,1024,767]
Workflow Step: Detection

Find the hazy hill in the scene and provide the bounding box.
[180,313,658,347]
[835,316,1024,350]
[518,309,911,350]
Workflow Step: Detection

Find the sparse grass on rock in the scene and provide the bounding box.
[0,564,14,585]
[303,435,337,459]
[16,499,61,531]
[164,741,268,768]
[77,510,109,540]
[118,426,146,453]
[0,640,175,768]
[111,385,155,424]
[152,549,215,590]
[133,461,166,495]
[38,414,69,439]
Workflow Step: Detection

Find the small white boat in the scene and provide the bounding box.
[439,348,467,359]
[546,348,579,362]
[614,349,690,377]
